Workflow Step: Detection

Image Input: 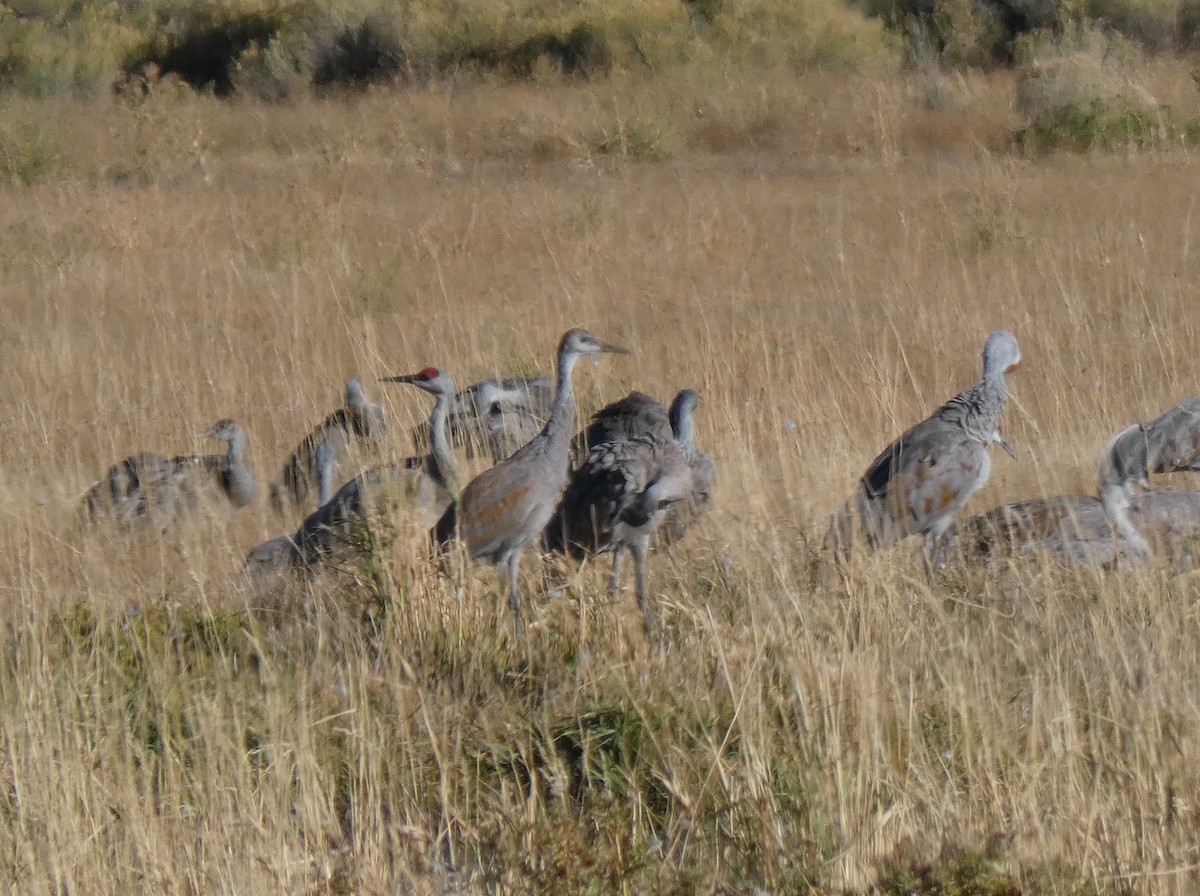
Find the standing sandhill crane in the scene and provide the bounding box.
[291,367,463,566]
[242,371,461,581]
[546,389,712,635]
[412,376,555,463]
[1098,397,1200,561]
[269,378,387,515]
[828,330,1022,575]
[546,432,692,636]
[660,389,716,545]
[435,329,631,636]
[83,418,258,529]
[241,441,338,581]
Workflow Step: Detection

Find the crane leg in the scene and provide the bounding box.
[608,547,626,597]
[632,537,654,638]
[506,552,525,637]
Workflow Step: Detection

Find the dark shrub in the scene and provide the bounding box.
[313,16,412,88]
[125,7,287,95]
[461,23,613,78]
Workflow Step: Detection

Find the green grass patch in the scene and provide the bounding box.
[1015,98,1200,152]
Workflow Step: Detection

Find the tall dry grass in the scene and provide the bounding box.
[3,66,1200,893]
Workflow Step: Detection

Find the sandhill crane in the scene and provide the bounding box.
[413,376,554,462]
[1099,397,1200,560]
[291,367,462,566]
[242,371,461,581]
[435,329,630,636]
[828,330,1021,575]
[545,388,712,635]
[269,378,387,515]
[547,432,692,636]
[660,389,716,545]
[241,441,338,581]
[83,418,258,529]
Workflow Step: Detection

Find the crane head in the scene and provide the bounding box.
[382,367,456,397]
[201,419,242,442]
[560,328,631,358]
[982,330,1021,377]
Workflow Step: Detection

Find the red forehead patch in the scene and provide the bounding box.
[420,367,440,379]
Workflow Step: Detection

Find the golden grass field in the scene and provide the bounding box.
[5,63,1200,893]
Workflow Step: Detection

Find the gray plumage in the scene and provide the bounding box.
[547,432,692,636]
[572,391,671,461]
[242,371,459,581]
[547,388,712,635]
[1099,397,1200,560]
[828,330,1021,574]
[435,329,630,636]
[413,376,554,463]
[954,491,1200,570]
[83,418,258,530]
[240,441,338,582]
[659,389,715,545]
[268,378,387,515]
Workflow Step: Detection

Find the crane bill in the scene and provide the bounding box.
[999,438,1018,460]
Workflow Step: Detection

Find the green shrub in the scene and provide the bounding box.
[708,0,902,70]
[0,7,139,97]
[462,22,614,78]
[1008,21,1198,152]
[1015,98,1174,150]
[597,113,680,160]
[0,117,61,184]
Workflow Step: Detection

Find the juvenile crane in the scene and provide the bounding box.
[435,329,630,636]
[84,418,258,529]
[269,378,387,515]
[828,330,1021,574]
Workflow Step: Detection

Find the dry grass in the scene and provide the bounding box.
[4,65,1200,893]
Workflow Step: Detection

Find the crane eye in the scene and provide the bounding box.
[489,403,503,416]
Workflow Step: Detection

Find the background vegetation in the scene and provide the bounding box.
[3,0,1200,893]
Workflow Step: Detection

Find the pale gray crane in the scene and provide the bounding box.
[269,378,387,515]
[83,418,258,529]
[435,329,630,636]
[413,376,554,462]
[1099,397,1200,561]
[828,330,1021,574]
